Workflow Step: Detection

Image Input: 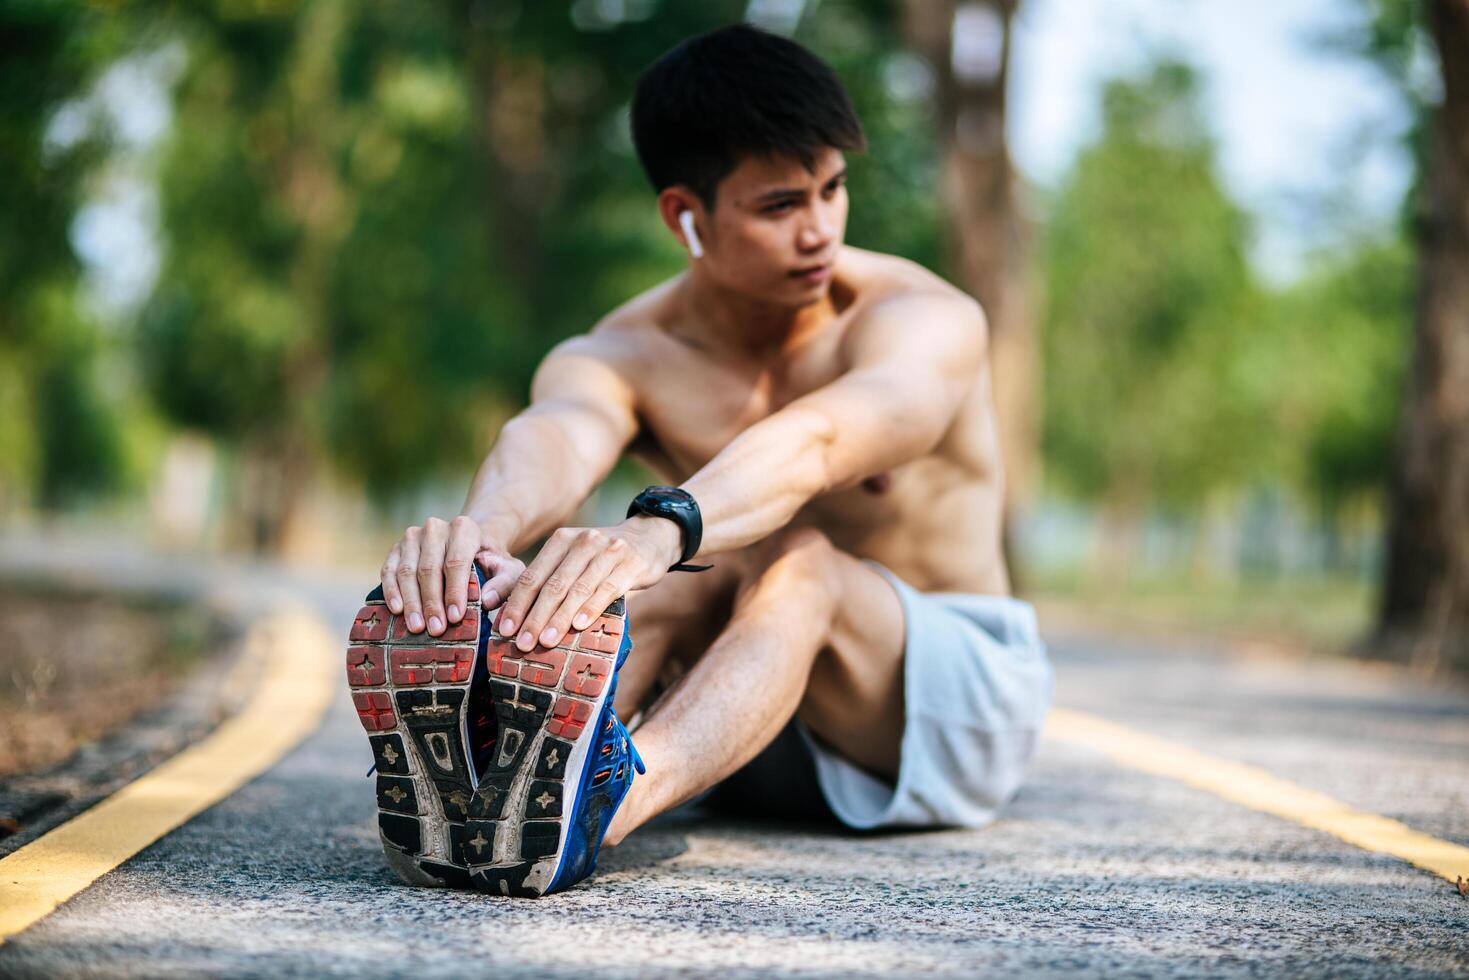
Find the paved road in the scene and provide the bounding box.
[0,539,1465,977]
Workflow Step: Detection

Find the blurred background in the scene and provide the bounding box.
[3,0,1465,684]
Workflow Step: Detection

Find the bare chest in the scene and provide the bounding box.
[632,341,844,479]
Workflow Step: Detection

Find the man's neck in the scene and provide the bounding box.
[679,265,839,362]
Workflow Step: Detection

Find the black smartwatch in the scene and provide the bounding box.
[626,486,713,573]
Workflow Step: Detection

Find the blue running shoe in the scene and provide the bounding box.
[346,565,643,897]
[541,630,645,895]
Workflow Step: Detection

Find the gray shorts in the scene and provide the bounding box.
[705,560,1053,829]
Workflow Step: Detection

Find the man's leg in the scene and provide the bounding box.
[606,526,905,845]
[612,556,742,717]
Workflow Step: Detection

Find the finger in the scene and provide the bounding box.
[380,543,405,614]
[546,540,625,640]
[442,516,480,624]
[397,527,424,632]
[522,532,603,649]
[569,539,633,631]
[498,529,575,648]
[416,517,450,636]
[478,552,523,614]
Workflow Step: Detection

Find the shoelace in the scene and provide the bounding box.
[607,703,646,776]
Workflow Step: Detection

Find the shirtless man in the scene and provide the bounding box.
[350,23,1051,897]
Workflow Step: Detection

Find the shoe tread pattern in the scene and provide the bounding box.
[345,577,627,897]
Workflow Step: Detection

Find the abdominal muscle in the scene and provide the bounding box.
[629,433,1011,598]
[794,458,1010,596]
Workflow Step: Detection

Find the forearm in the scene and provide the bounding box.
[680,408,832,557]
[490,418,828,649]
[460,411,606,554]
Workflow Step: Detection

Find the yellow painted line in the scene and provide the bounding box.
[0,609,337,945]
[1045,706,1469,887]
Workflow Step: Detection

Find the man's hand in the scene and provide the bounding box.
[496,516,682,652]
[380,516,525,636]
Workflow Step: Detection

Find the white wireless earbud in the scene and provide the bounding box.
[678,209,705,258]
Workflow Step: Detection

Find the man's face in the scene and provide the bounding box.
[698,146,849,305]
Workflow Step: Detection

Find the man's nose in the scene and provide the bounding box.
[797,211,835,252]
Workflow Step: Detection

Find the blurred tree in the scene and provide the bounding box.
[1375,0,1469,668]
[1265,238,1411,538]
[133,0,940,551]
[140,0,527,550]
[1039,60,1264,576]
[0,3,129,512]
[804,0,944,272]
[901,0,1038,561]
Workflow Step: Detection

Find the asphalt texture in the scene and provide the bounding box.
[0,536,1465,978]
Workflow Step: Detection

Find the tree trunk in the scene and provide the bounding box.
[902,0,1039,579]
[239,0,348,555]
[1378,0,1469,670]
[458,22,553,309]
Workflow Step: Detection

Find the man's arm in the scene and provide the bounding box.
[380,336,638,636]
[683,291,986,554]
[495,291,986,651]
[462,338,640,555]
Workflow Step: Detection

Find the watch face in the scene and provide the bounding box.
[644,487,692,511]
[630,487,700,566]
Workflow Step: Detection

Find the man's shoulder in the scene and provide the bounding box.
[549,278,680,368]
[827,253,988,380]
[840,270,985,369]
[841,247,985,331]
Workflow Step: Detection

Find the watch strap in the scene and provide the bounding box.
[669,560,714,573]
[626,486,713,573]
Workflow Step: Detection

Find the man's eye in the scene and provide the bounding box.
[765,201,794,214]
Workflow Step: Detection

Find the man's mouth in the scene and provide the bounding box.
[788,263,831,283]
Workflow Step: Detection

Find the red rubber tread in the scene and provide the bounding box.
[389,647,474,685]
[563,654,609,698]
[346,646,386,687]
[353,691,396,731]
[486,640,522,679]
[351,606,390,642]
[574,619,622,654]
[520,649,566,688]
[546,697,591,740]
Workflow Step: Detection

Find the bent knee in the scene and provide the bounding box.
[735,526,841,608]
[741,526,839,585]
[753,525,834,567]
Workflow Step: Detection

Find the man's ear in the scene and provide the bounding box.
[657,187,706,255]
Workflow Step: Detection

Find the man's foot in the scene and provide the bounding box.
[345,568,642,896]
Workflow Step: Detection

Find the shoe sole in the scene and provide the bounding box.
[346,580,627,897]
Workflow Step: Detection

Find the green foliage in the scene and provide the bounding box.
[139,277,301,438]
[1331,0,1432,237]
[29,284,128,508]
[1042,54,1414,523]
[1041,60,1263,507]
[138,1,509,502]
[0,2,131,510]
[1267,238,1412,514]
[0,352,40,510]
[1,4,102,312]
[1352,0,1429,87]
[133,0,943,511]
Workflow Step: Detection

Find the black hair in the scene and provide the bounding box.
[631,24,866,209]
